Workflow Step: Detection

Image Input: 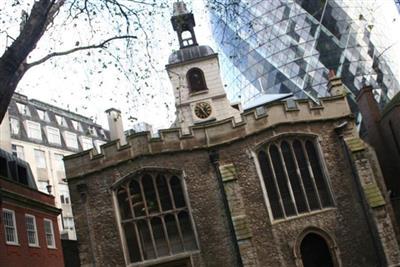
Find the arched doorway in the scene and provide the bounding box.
[300,233,334,267]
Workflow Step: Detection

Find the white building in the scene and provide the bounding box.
[0,93,109,240]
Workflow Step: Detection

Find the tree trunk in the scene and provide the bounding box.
[0,0,54,123]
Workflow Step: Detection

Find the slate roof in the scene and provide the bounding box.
[9,93,110,152]
[0,148,37,189]
[168,45,216,65]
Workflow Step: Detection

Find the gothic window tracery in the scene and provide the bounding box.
[257,136,334,220]
[115,171,197,264]
[187,68,207,93]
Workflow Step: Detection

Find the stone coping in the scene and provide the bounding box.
[64,95,351,179]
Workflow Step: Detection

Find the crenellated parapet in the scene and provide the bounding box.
[64,95,352,179]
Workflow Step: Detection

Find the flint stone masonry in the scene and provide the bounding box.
[220,164,258,266]
[345,138,400,266]
[65,95,400,266]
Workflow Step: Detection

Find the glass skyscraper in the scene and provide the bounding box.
[395,0,400,12]
[209,0,400,109]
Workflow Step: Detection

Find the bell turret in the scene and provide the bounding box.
[166,2,242,134]
[170,2,198,48]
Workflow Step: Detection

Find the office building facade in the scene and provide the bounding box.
[3,93,109,240]
[209,0,400,110]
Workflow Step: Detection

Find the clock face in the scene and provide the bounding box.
[194,102,212,119]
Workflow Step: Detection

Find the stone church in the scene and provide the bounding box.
[64,2,400,267]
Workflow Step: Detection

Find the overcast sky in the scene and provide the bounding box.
[1,0,213,132]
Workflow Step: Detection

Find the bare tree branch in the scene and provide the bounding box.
[44,0,66,31]
[26,35,137,70]
[0,0,56,122]
[0,0,168,123]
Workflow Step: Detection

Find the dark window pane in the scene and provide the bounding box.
[8,161,17,182]
[17,165,28,185]
[117,188,131,220]
[306,141,333,207]
[187,68,207,92]
[293,140,320,210]
[281,141,308,213]
[257,150,284,219]
[151,217,169,257]
[156,175,173,211]
[142,175,160,214]
[0,157,8,177]
[137,220,156,260]
[129,180,145,217]
[269,144,296,216]
[178,211,197,251]
[123,222,141,263]
[170,176,185,208]
[165,214,184,254]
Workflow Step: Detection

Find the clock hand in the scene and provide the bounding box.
[199,106,207,116]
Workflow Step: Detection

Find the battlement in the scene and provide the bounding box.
[64,95,352,179]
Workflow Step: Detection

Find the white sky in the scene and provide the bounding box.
[1,0,214,131]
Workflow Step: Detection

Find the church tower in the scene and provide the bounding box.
[166,2,241,133]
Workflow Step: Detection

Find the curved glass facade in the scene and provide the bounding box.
[209,0,400,109]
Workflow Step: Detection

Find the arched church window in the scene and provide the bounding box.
[187,68,207,93]
[257,136,333,220]
[257,150,284,219]
[114,170,198,264]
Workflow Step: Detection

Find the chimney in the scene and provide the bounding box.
[356,85,383,146]
[105,108,126,145]
[356,85,381,123]
[327,69,346,96]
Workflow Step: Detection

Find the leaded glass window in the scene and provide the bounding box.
[115,171,197,264]
[257,137,333,220]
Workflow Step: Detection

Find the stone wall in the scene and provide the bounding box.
[65,95,399,266]
[345,137,400,266]
[68,150,238,266]
[214,121,380,266]
[357,86,400,227]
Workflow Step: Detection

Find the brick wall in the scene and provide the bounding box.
[357,87,400,229]
[0,193,64,267]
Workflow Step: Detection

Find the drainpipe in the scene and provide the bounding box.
[208,150,243,267]
[335,127,386,266]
